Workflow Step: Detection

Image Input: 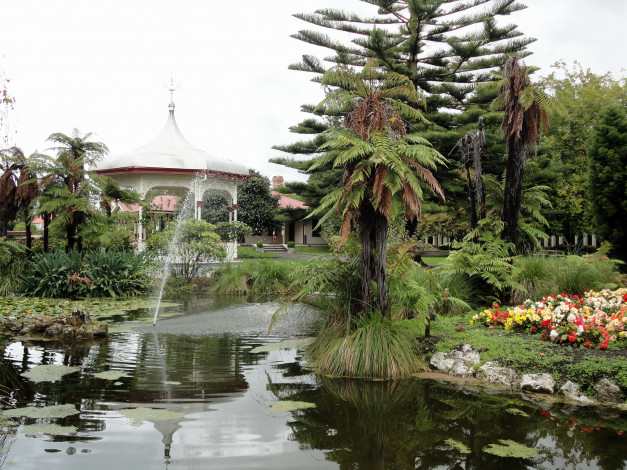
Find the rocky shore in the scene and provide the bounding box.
[0,308,107,341]
[428,344,626,408]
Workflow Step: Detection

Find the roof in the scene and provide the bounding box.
[271,190,308,210]
[93,104,249,178]
[117,195,179,213]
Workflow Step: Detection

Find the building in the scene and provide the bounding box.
[92,100,249,260]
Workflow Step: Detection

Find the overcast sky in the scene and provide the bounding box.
[1,0,625,183]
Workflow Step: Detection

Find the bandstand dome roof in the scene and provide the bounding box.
[94,103,249,178]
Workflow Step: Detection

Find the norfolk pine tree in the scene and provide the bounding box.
[272,0,535,230]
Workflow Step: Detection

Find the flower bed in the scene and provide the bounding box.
[470,288,627,349]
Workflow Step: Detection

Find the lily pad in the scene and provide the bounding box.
[250,338,314,353]
[21,365,80,383]
[445,438,471,454]
[92,370,126,381]
[22,424,77,438]
[119,407,185,427]
[3,404,79,419]
[483,439,539,458]
[265,401,316,413]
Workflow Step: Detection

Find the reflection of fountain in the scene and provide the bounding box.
[152,175,202,325]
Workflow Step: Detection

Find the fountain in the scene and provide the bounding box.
[152,175,203,325]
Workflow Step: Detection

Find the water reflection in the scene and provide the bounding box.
[0,300,625,469]
[275,374,627,470]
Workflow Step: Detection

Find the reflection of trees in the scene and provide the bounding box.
[279,377,626,470]
[2,332,257,453]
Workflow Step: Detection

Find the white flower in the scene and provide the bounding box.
[567,313,577,323]
[550,330,558,339]
[577,325,584,335]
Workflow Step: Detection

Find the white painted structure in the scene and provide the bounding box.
[93,101,249,259]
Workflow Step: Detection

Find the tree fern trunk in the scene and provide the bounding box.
[374,211,389,317]
[24,209,32,251]
[359,202,375,314]
[43,213,50,252]
[502,142,528,247]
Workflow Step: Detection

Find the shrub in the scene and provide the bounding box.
[209,263,250,295]
[256,241,264,248]
[287,241,296,248]
[307,314,422,379]
[511,251,622,303]
[21,250,152,298]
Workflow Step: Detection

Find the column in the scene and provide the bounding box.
[196,201,202,221]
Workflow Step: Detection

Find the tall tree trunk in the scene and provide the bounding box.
[501,142,528,246]
[358,202,376,314]
[24,209,32,252]
[461,135,477,230]
[43,213,50,252]
[66,222,75,252]
[374,211,389,317]
[474,117,486,220]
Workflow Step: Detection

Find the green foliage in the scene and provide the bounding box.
[0,237,27,295]
[236,246,278,259]
[146,218,226,282]
[287,241,295,248]
[237,170,282,236]
[20,249,151,298]
[307,314,422,379]
[209,263,250,295]
[256,240,264,248]
[587,105,627,263]
[511,252,622,303]
[214,221,252,241]
[201,193,229,225]
[528,61,626,239]
[440,219,523,302]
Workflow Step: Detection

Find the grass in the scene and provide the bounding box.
[422,256,446,264]
[407,314,627,394]
[295,245,331,255]
[236,246,279,259]
[308,315,423,379]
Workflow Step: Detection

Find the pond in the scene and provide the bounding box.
[1,298,625,469]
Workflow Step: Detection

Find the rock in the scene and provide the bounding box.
[450,360,474,377]
[521,373,556,394]
[477,361,520,388]
[88,322,108,337]
[450,344,481,365]
[430,345,481,376]
[430,352,455,372]
[593,379,625,403]
[558,381,595,405]
[45,323,65,338]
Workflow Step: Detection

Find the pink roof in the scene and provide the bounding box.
[118,195,180,213]
[32,215,44,224]
[271,190,308,210]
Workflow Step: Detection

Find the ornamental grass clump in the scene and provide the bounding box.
[307,314,422,380]
[471,288,627,349]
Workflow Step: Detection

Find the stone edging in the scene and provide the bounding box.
[429,344,626,408]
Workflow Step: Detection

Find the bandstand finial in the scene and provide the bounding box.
[167,76,179,112]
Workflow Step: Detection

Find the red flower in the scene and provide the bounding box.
[568,334,577,342]
[584,342,591,347]
[531,326,537,331]
[600,343,608,350]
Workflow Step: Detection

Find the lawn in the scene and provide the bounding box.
[295,245,332,255]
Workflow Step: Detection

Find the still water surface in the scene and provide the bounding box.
[1,298,625,469]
